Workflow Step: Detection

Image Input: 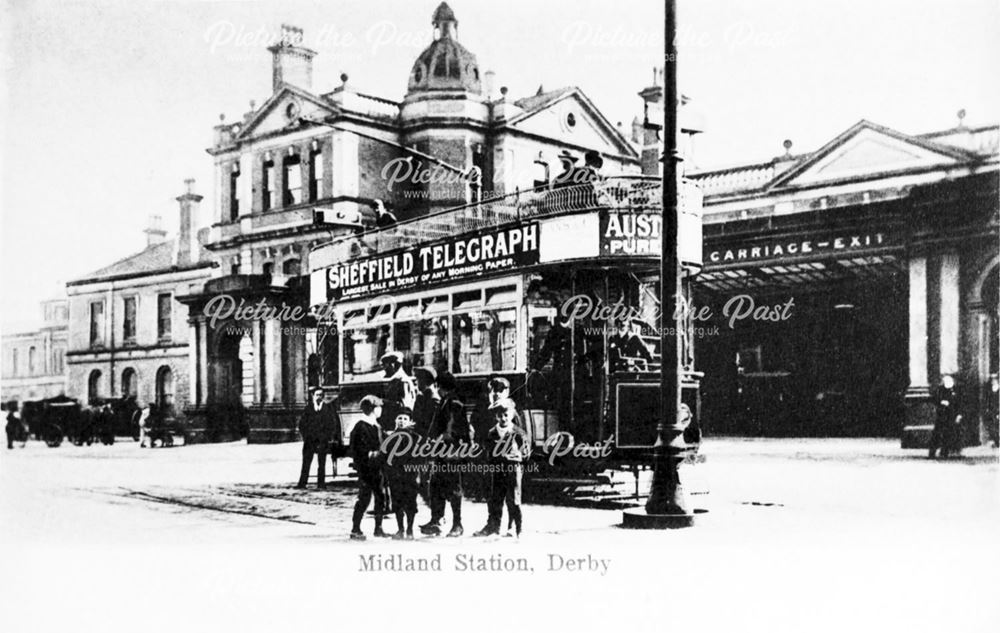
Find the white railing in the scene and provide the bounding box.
[315,176,663,265]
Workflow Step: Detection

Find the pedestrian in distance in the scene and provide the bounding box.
[350,395,388,540]
[929,374,962,459]
[296,387,340,489]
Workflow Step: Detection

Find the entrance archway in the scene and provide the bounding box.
[971,260,999,438]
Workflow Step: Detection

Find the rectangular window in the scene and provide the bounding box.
[452,308,517,374]
[229,162,241,221]
[262,159,276,211]
[11,349,19,376]
[392,297,450,376]
[157,294,172,341]
[89,301,105,347]
[343,323,391,382]
[284,154,302,206]
[123,296,137,344]
[54,349,64,375]
[310,149,323,200]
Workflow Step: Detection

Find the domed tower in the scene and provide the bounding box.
[407,2,481,94]
[400,2,490,213]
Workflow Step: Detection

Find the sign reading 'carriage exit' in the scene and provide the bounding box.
[325,223,541,300]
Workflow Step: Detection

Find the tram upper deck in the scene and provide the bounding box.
[309,176,702,283]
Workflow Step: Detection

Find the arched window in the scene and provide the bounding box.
[282,258,301,276]
[28,346,36,375]
[121,368,137,398]
[88,370,102,403]
[262,262,274,277]
[156,366,175,409]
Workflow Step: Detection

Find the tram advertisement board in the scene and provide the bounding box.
[600,208,703,266]
[324,222,540,300]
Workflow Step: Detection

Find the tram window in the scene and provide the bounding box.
[485,285,517,307]
[423,294,449,316]
[344,309,366,328]
[394,316,449,375]
[394,300,420,321]
[344,325,390,380]
[453,289,482,311]
[452,309,517,374]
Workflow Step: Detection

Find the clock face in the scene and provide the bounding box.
[285,101,301,121]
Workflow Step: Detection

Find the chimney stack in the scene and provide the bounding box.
[175,178,203,265]
[267,25,316,93]
[144,215,167,247]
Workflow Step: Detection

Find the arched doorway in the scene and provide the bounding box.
[88,370,102,404]
[155,366,175,409]
[971,259,999,441]
[121,368,138,399]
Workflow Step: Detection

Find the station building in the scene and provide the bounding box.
[179,3,672,442]
[687,118,999,443]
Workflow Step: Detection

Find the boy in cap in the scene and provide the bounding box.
[474,398,530,538]
[350,395,388,540]
[382,406,421,539]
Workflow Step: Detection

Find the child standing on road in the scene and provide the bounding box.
[350,395,387,540]
[382,407,421,540]
[474,398,530,538]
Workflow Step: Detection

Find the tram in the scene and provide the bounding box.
[307,175,704,473]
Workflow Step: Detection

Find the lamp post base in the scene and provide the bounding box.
[621,507,696,529]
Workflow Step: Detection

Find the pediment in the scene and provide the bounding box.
[508,90,637,158]
[237,86,339,140]
[774,121,968,188]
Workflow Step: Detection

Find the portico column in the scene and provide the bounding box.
[939,252,960,377]
[188,320,199,406]
[902,255,936,444]
[197,318,209,405]
[264,318,283,403]
[908,256,929,391]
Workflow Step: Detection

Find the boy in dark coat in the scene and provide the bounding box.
[350,395,388,540]
[474,398,531,538]
[421,372,471,537]
[382,407,421,539]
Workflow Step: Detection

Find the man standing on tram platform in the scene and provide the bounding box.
[379,351,416,433]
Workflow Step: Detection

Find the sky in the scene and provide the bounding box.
[1,0,998,331]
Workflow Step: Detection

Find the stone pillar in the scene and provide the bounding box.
[263,318,283,404]
[939,252,960,377]
[197,318,209,405]
[903,256,934,446]
[188,321,199,406]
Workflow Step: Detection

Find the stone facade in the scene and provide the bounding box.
[64,181,215,419]
[1,299,69,404]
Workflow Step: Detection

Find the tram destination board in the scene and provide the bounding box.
[324,223,540,300]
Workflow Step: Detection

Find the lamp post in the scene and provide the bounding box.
[623,0,695,529]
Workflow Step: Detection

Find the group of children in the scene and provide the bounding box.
[347,382,529,541]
